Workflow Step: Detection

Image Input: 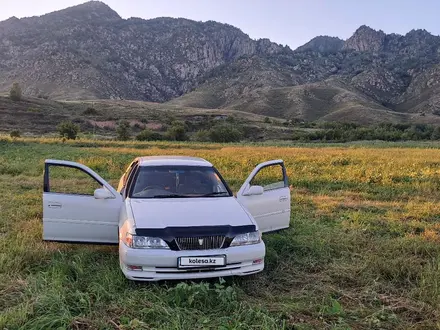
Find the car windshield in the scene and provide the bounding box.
[130,166,231,198]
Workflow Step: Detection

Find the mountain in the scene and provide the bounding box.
[1,1,440,124]
[343,25,386,52]
[295,36,344,53]
[174,26,440,122]
[0,1,283,102]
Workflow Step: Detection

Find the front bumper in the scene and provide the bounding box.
[119,241,265,281]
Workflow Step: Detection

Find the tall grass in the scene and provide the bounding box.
[1,138,440,329]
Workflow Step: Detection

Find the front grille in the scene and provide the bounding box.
[175,236,225,250]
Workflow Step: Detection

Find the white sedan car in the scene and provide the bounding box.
[42,156,291,281]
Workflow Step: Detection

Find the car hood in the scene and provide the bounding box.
[129,197,253,229]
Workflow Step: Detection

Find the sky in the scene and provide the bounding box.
[1,0,440,50]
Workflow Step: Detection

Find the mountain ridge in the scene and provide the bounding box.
[1,1,440,124]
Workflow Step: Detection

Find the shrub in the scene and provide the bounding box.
[192,129,211,142]
[133,123,143,130]
[431,127,440,140]
[226,116,236,123]
[165,122,187,141]
[9,82,22,101]
[136,129,163,141]
[10,130,21,138]
[291,130,310,141]
[83,107,99,116]
[116,120,131,141]
[209,124,243,143]
[287,123,440,142]
[57,121,80,140]
[264,116,271,124]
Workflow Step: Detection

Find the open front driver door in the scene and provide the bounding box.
[43,159,122,244]
[236,160,290,233]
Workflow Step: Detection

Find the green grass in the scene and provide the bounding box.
[1,139,440,329]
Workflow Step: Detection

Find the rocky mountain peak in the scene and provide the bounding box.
[256,38,285,54]
[343,25,386,52]
[404,28,436,43]
[295,36,344,53]
[3,16,19,22]
[44,1,121,22]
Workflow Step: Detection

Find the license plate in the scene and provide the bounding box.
[178,255,226,268]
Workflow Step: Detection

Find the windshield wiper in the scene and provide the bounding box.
[150,194,190,199]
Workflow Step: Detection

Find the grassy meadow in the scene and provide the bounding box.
[1,137,440,329]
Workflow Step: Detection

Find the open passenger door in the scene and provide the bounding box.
[236,160,290,233]
[43,160,123,244]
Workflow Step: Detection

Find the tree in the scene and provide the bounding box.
[165,122,187,141]
[208,124,243,143]
[10,130,21,138]
[57,121,80,140]
[116,120,131,141]
[83,107,99,116]
[192,129,210,142]
[9,82,22,101]
[431,126,440,140]
[136,129,163,141]
[264,116,271,124]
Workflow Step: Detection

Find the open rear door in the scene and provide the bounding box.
[43,159,123,244]
[236,160,290,233]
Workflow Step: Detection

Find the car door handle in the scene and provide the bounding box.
[48,202,62,208]
[279,196,288,202]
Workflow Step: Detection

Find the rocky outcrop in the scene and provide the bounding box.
[295,36,344,53]
[343,25,386,52]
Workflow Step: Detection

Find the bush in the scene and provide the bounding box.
[9,82,22,101]
[10,130,21,138]
[264,116,272,124]
[209,124,243,143]
[133,123,143,130]
[291,130,310,141]
[116,120,131,141]
[136,129,163,141]
[288,123,440,142]
[431,127,440,140]
[82,107,99,116]
[226,116,236,123]
[192,129,211,142]
[165,122,187,141]
[57,121,80,140]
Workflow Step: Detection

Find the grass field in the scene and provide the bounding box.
[1,137,440,329]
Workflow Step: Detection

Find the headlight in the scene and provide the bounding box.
[124,233,169,249]
[230,231,261,247]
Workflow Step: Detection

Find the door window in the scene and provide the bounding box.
[45,165,102,195]
[250,164,287,191]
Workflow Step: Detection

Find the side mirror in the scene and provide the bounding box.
[244,185,264,196]
[94,188,114,200]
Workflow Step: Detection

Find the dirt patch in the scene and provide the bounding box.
[145,122,162,130]
[88,120,116,129]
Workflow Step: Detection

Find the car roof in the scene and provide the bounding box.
[137,156,212,167]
